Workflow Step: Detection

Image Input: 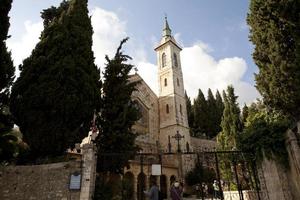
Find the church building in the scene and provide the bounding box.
[124,18,217,199]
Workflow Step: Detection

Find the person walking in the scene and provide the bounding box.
[170,181,183,200]
[144,179,159,200]
[213,180,220,199]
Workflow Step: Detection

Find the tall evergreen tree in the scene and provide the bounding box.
[241,104,249,125]
[207,88,217,138]
[215,90,224,135]
[248,0,300,120]
[96,38,140,174]
[10,0,101,159]
[0,0,17,162]
[218,86,241,150]
[193,89,208,138]
[185,91,194,135]
[0,0,14,94]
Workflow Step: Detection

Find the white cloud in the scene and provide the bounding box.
[181,42,260,105]
[90,7,157,90]
[91,7,127,69]
[7,20,43,76]
[78,7,262,105]
[6,6,259,105]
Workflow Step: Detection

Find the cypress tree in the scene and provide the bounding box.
[215,90,224,135]
[248,0,300,120]
[0,0,16,162]
[193,89,208,138]
[10,0,101,159]
[185,91,194,135]
[241,104,249,125]
[218,86,241,150]
[207,88,217,138]
[0,0,14,94]
[96,38,140,174]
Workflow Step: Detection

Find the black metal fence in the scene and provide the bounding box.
[96,150,261,200]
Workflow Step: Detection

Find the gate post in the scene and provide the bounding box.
[214,152,224,200]
[232,152,244,200]
[251,159,261,200]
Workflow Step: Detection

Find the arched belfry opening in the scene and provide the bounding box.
[162,53,166,68]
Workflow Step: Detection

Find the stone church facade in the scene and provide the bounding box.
[124,18,217,199]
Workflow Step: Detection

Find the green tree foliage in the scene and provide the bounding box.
[217,87,242,185]
[218,86,241,150]
[241,104,249,125]
[207,89,217,138]
[0,128,17,162]
[185,162,216,186]
[0,0,17,163]
[96,38,140,174]
[0,0,15,95]
[185,91,194,135]
[248,0,300,120]
[10,0,101,159]
[188,89,224,139]
[193,89,208,137]
[215,90,224,135]
[238,101,291,167]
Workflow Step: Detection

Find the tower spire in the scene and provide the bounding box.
[163,16,172,37]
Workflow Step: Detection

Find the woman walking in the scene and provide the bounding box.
[170,181,183,200]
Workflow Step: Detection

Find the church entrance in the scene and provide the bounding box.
[123,172,135,200]
[160,175,167,199]
[137,172,146,200]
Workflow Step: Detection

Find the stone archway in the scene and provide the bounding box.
[123,172,135,200]
[160,175,168,199]
[149,175,157,187]
[137,172,146,200]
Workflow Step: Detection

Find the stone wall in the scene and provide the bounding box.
[257,123,300,200]
[190,137,217,151]
[259,157,293,200]
[130,74,159,145]
[0,161,81,200]
[0,144,97,200]
[286,125,300,200]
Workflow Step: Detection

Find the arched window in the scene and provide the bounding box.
[166,104,169,114]
[173,53,178,67]
[162,53,166,68]
[177,78,180,86]
[164,78,167,86]
[180,104,182,114]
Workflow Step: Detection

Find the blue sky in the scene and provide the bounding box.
[7,0,260,104]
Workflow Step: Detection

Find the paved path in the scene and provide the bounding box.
[183,198,220,200]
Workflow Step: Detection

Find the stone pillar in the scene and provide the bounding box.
[286,129,300,199]
[80,143,97,200]
[260,156,292,200]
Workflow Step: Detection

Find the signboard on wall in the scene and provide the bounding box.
[151,164,161,176]
[69,173,81,190]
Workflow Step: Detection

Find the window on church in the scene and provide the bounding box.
[164,78,167,86]
[166,104,169,114]
[177,78,180,87]
[162,53,166,68]
[180,104,182,114]
[174,53,178,67]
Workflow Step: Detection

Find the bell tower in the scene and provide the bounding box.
[155,17,190,151]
